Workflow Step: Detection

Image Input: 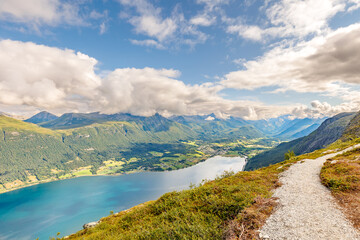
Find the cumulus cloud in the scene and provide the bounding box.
[0,40,100,111]
[223,23,360,95]
[291,100,359,119]
[0,39,294,120]
[0,39,358,120]
[0,0,84,28]
[227,24,264,41]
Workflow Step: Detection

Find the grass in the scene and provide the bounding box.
[97,160,125,175]
[0,116,58,136]
[62,139,360,240]
[64,159,299,240]
[321,146,360,229]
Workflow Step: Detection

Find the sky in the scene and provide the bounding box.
[0,0,360,120]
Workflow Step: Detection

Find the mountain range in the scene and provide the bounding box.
[0,110,326,191]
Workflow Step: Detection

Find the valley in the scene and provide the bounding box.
[0,112,288,193]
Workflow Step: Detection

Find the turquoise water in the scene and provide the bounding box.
[0,156,245,240]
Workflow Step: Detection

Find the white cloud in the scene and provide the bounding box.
[1,39,358,120]
[0,39,100,111]
[348,0,360,11]
[118,0,208,48]
[90,10,105,20]
[129,15,177,42]
[227,0,356,41]
[227,24,264,41]
[221,23,360,118]
[0,0,84,27]
[196,0,229,10]
[291,100,359,119]
[100,22,107,35]
[118,0,177,42]
[223,23,360,95]
[190,0,228,27]
[130,39,165,49]
[190,15,216,26]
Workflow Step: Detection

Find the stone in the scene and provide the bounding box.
[83,221,99,229]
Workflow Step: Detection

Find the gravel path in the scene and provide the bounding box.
[259,144,360,240]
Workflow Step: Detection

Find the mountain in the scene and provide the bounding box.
[39,112,106,129]
[244,112,357,170]
[273,118,325,140]
[0,116,74,185]
[25,111,58,124]
[31,111,323,141]
[170,114,263,139]
[0,114,200,188]
[248,115,294,135]
[248,116,325,140]
[342,111,360,140]
[37,112,263,139]
[0,111,273,191]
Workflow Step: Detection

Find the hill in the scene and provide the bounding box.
[170,114,263,140]
[25,111,58,124]
[0,114,202,190]
[244,112,357,170]
[0,112,273,192]
[342,111,360,139]
[0,116,74,186]
[65,136,360,240]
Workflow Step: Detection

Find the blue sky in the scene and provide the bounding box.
[0,0,360,119]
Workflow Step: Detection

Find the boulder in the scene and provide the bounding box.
[83,221,99,229]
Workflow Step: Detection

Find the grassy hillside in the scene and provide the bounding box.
[342,111,360,140]
[245,112,356,170]
[321,147,360,229]
[0,116,75,185]
[0,116,203,190]
[65,161,286,240]
[0,115,58,136]
[63,138,360,240]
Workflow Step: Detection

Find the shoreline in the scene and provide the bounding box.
[0,154,246,195]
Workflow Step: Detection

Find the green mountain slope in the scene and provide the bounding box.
[0,116,76,185]
[0,115,201,188]
[170,114,264,140]
[244,112,356,170]
[342,111,360,139]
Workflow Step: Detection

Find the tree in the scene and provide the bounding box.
[284,150,295,160]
